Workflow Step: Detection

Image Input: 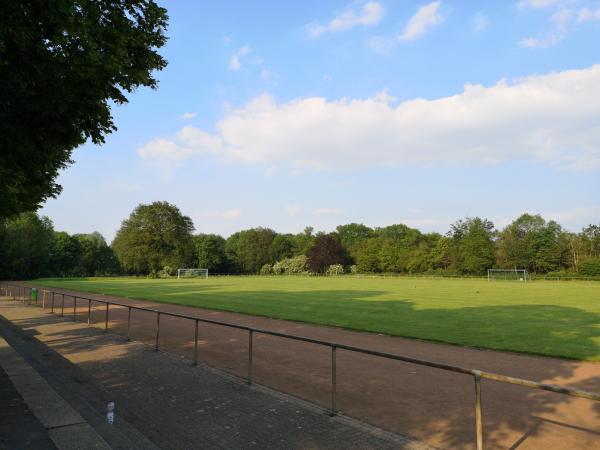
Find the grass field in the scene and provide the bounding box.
[33,276,600,361]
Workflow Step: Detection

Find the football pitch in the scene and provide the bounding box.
[33,276,600,361]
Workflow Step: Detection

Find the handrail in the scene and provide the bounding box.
[1,282,599,450]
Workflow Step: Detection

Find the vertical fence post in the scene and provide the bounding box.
[51,292,55,313]
[104,303,109,332]
[60,293,65,317]
[155,312,160,351]
[42,291,46,309]
[474,371,484,450]
[331,344,337,416]
[87,299,91,325]
[127,307,132,341]
[73,297,77,321]
[247,329,253,385]
[193,319,199,366]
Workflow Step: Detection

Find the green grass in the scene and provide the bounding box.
[33,276,600,361]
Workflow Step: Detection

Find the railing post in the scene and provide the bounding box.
[474,371,484,450]
[42,291,46,309]
[60,293,65,317]
[51,292,55,313]
[155,312,160,351]
[127,307,132,341]
[193,319,199,366]
[87,299,91,325]
[73,296,77,321]
[104,303,109,332]
[247,329,253,385]
[331,344,337,416]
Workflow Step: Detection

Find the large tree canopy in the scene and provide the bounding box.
[112,201,194,274]
[0,1,168,218]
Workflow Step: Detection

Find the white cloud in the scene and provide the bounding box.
[137,139,193,162]
[313,208,344,216]
[285,205,303,216]
[307,2,384,38]
[577,6,600,22]
[138,65,600,172]
[260,69,277,83]
[517,0,566,10]
[202,208,242,220]
[398,1,444,42]
[180,112,197,120]
[228,45,250,71]
[518,1,600,48]
[369,1,443,52]
[473,13,488,32]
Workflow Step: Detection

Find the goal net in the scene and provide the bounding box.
[177,268,208,279]
[487,269,528,282]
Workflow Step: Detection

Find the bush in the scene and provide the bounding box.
[272,255,308,275]
[579,259,600,277]
[161,265,174,277]
[350,264,358,274]
[260,263,273,275]
[326,264,344,276]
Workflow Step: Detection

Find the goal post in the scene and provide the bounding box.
[177,268,208,279]
[487,269,528,282]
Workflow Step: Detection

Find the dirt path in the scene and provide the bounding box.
[19,283,600,449]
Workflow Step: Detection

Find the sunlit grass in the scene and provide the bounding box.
[33,276,600,361]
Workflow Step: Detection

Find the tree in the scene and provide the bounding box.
[112,202,194,274]
[193,234,227,273]
[225,228,276,274]
[496,214,562,273]
[307,234,345,273]
[49,231,81,276]
[0,212,54,279]
[74,232,120,276]
[268,234,294,263]
[0,1,168,218]
[449,217,495,274]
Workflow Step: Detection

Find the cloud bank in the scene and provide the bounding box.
[138,65,600,171]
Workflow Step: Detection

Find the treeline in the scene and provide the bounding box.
[1,201,599,280]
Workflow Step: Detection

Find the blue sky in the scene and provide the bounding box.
[41,0,600,241]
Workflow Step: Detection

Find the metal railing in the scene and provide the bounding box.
[1,282,599,450]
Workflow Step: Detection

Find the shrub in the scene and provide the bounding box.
[326,264,344,276]
[350,264,358,274]
[579,259,600,277]
[272,255,308,275]
[260,263,273,275]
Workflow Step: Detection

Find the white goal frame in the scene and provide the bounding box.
[177,268,208,279]
[487,269,528,282]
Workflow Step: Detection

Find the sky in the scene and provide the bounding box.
[41,0,600,241]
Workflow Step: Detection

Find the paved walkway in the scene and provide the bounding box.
[0,301,430,450]
[0,364,55,449]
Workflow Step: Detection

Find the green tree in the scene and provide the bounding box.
[193,234,227,273]
[449,217,495,274]
[74,232,120,276]
[0,1,168,218]
[268,234,294,263]
[0,212,54,279]
[225,228,276,273]
[496,214,562,273]
[112,202,194,274]
[291,227,315,256]
[49,231,81,276]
